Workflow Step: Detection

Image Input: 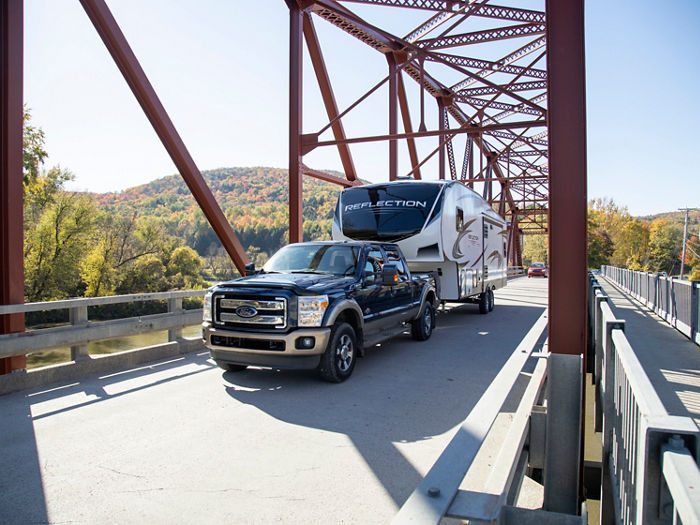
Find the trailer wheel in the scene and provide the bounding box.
[411,302,435,341]
[478,292,489,314]
[488,289,494,312]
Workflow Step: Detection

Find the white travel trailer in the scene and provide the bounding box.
[332,180,508,311]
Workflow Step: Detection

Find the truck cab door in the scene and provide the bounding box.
[350,247,393,337]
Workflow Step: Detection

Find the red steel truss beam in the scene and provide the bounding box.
[300,163,363,187]
[458,80,548,97]
[303,14,358,182]
[397,71,421,178]
[430,53,547,80]
[310,119,546,148]
[342,2,545,23]
[0,0,26,373]
[388,53,398,181]
[79,0,250,272]
[416,23,545,49]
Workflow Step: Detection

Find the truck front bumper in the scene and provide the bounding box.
[203,324,331,370]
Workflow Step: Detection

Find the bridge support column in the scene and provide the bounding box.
[545,0,588,514]
[543,353,583,513]
[288,2,303,244]
[0,0,26,374]
[387,53,398,182]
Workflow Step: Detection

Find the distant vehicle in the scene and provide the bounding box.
[332,180,507,314]
[202,241,438,382]
[528,262,548,278]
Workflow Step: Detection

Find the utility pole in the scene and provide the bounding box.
[678,207,697,279]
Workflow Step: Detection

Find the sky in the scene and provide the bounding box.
[22,0,700,217]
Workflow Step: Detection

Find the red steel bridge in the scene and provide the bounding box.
[0,0,593,520]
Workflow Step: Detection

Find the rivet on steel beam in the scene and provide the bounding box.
[427,487,440,497]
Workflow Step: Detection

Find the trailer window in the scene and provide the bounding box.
[340,183,442,242]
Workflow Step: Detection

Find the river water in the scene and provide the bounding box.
[26,325,203,369]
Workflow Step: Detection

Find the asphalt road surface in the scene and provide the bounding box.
[0,277,548,524]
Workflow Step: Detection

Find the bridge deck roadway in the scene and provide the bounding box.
[0,277,547,525]
[598,277,700,429]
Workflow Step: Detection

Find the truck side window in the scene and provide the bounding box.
[456,207,464,231]
[384,248,408,281]
[364,249,384,285]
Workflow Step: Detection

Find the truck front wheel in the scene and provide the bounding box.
[319,322,357,383]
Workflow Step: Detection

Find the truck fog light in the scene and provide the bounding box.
[295,336,316,349]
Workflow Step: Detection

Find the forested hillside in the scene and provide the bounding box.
[90,166,343,271]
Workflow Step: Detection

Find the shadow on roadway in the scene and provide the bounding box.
[221,300,546,507]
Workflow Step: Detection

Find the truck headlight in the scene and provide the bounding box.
[298,295,329,327]
[202,290,213,323]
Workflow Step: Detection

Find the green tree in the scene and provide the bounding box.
[24,193,96,301]
[615,219,650,270]
[22,106,48,188]
[116,255,167,294]
[522,234,548,267]
[648,219,683,274]
[587,215,614,269]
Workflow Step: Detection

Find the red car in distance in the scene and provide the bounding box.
[528,262,548,278]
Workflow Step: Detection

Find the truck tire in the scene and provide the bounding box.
[488,289,494,312]
[411,302,435,341]
[478,292,489,314]
[319,322,357,383]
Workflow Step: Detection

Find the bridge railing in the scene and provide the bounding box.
[601,265,700,345]
[508,266,525,277]
[0,290,206,395]
[393,311,591,524]
[590,275,700,524]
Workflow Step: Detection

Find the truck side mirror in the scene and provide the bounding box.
[381,263,399,286]
[244,262,256,276]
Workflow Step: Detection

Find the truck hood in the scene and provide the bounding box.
[219,272,355,294]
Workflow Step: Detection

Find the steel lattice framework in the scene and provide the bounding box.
[3,0,587,404]
[285,0,552,267]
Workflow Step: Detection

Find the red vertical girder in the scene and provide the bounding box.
[388,53,398,181]
[0,0,26,374]
[397,72,421,179]
[437,99,446,180]
[79,0,250,272]
[302,14,357,182]
[546,0,587,356]
[288,3,304,243]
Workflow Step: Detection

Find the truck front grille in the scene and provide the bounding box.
[214,296,287,330]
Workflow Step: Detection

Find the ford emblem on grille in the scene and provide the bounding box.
[235,306,258,318]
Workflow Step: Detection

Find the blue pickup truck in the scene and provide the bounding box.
[202,241,438,382]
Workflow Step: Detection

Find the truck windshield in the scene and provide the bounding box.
[263,245,360,276]
[340,183,442,241]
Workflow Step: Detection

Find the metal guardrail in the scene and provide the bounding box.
[601,265,700,345]
[590,275,700,524]
[393,311,588,524]
[508,266,525,277]
[0,290,206,361]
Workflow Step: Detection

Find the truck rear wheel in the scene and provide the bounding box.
[319,322,357,383]
[488,289,494,312]
[411,302,435,341]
